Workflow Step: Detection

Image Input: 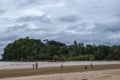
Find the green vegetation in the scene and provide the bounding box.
[2,37,120,61]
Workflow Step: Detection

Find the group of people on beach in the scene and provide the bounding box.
[32,62,38,69]
[32,63,93,70]
[32,63,64,70]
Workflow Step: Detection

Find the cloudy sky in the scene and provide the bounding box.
[0,0,120,56]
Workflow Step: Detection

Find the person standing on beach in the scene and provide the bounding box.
[90,63,93,70]
[32,64,35,69]
[35,62,38,69]
[61,64,63,69]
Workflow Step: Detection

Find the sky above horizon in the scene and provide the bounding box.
[0,0,120,55]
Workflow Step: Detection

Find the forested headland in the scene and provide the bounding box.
[2,37,120,61]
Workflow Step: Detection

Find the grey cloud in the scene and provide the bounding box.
[28,27,53,32]
[16,0,59,7]
[53,31,119,45]
[67,23,88,31]
[113,12,120,19]
[0,48,3,54]
[16,15,51,23]
[0,42,7,52]
[50,31,98,44]
[94,22,120,32]
[7,24,28,32]
[6,23,54,36]
[57,15,81,23]
[0,43,5,47]
[19,0,38,5]
[11,0,39,8]
[0,34,18,42]
[0,9,5,15]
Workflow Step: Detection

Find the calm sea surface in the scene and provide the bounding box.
[0,61,120,69]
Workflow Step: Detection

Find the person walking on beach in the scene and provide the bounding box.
[90,63,93,70]
[61,64,63,69]
[35,62,38,69]
[32,64,35,69]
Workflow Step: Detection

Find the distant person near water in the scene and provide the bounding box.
[32,64,35,69]
[90,63,93,70]
[35,62,38,69]
[61,64,63,69]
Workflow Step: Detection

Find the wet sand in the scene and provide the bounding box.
[0,64,120,79]
[1,69,120,80]
[1,61,120,69]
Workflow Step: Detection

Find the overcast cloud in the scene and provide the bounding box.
[0,0,120,56]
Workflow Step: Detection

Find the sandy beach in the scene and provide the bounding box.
[0,63,120,79]
[0,69,120,80]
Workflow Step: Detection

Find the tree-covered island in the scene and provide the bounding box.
[2,37,120,61]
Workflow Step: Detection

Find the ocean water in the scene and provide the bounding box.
[0,61,120,69]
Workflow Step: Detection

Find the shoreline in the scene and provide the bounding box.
[0,64,120,79]
[0,61,120,69]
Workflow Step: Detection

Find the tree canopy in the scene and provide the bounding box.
[2,37,120,61]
